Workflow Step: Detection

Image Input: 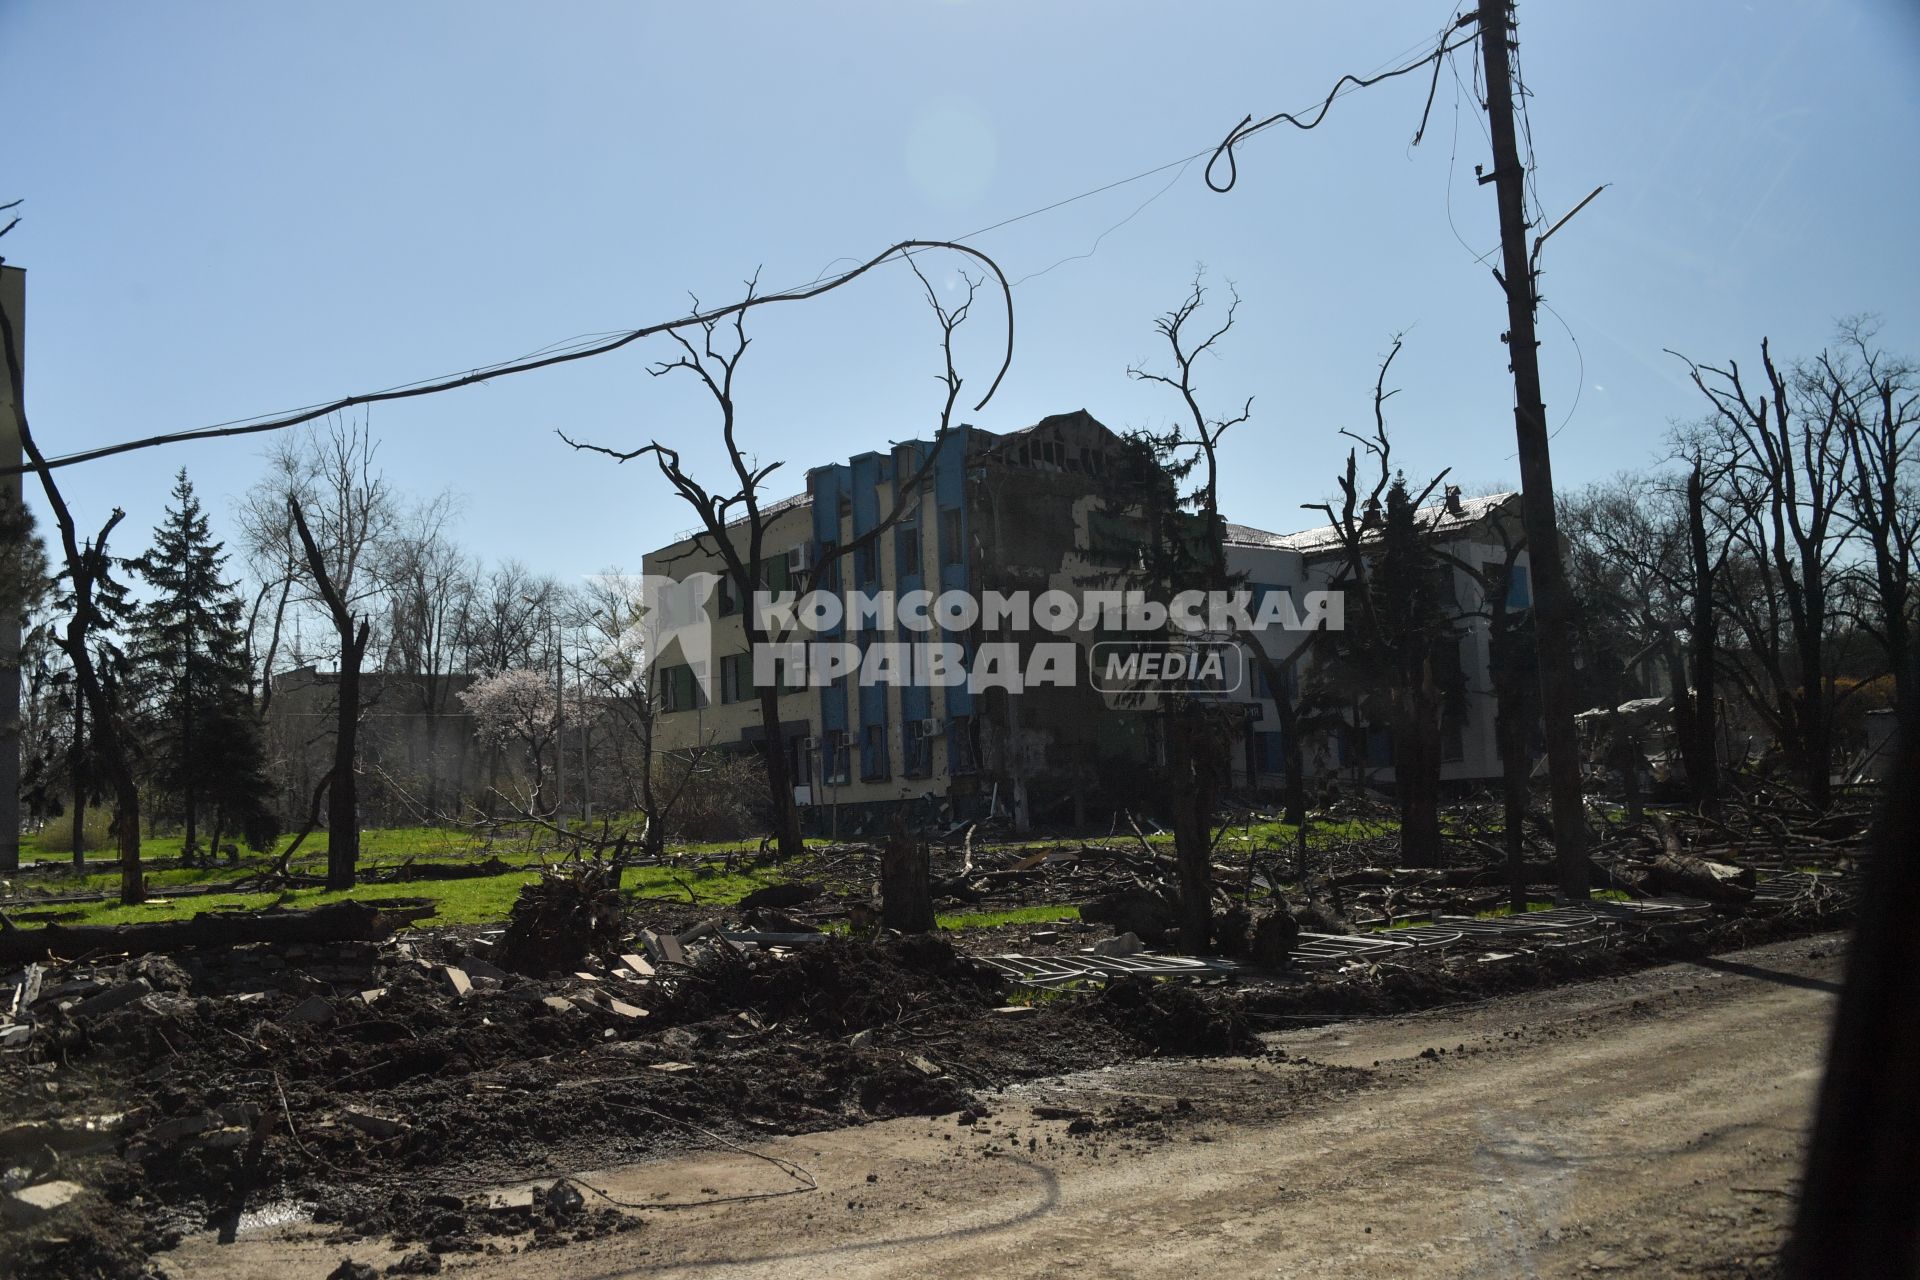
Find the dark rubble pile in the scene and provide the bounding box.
[0,901,1252,1280]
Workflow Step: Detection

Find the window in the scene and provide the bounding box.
[1255,731,1286,776]
[861,722,890,781]
[1443,716,1467,764]
[853,543,877,587]
[765,551,792,594]
[1504,564,1532,610]
[824,734,851,785]
[902,721,932,778]
[941,508,964,565]
[659,664,701,713]
[717,575,739,617]
[896,525,921,575]
[719,653,752,704]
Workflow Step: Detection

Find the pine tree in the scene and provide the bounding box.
[130,471,276,863]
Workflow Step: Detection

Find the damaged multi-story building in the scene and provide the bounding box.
[643,412,1540,833]
[644,411,1164,832]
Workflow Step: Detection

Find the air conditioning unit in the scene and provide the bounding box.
[828,729,851,748]
[912,718,940,740]
[799,736,819,753]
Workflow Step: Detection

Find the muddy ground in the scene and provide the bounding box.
[0,871,1850,1280]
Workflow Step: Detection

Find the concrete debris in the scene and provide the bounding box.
[642,929,686,966]
[617,953,655,977]
[68,977,153,1018]
[649,1061,695,1072]
[1090,932,1143,958]
[1,1179,84,1225]
[541,996,575,1014]
[991,1005,1040,1018]
[460,956,509,982]
[360,987,388,1005]
[442,966,472,998]
[604,999,648,1019]
[906,1054,942,1077]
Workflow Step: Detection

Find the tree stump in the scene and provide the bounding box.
[879,818,935,934]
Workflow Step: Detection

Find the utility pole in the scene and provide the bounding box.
[1474,0,1589,898]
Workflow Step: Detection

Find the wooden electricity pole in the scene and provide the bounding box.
[1475,0,1589,898]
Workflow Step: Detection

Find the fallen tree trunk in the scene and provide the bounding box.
[1643,853,1757,904]
[0,900,403,963]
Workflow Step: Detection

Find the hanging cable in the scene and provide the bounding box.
[1204,15,1479,194]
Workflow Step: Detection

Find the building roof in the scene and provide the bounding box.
[1225,491,1520,555]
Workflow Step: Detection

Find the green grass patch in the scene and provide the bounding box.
[54,871,544,929]
[936,904,1081,932]
[37,852,792,931]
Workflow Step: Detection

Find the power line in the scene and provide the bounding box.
[1203,21,1480,194]
[2,237,1016,475]
[3,14,1486,478]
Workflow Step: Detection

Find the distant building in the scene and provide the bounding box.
[268,665,491,823]
[644,411,1161,832]
[1223,491,1536,790]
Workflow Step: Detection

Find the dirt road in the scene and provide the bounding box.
[177,932,1845,1279]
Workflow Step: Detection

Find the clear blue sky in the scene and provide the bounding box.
[5,0,1917,583]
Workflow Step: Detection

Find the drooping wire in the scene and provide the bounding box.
[1541,298,1586,441]
[1204,17,1479,194]
[1010,155,1198,287]
[1442,48,1501,267]
[6,15,1496,475]
[6,237,1017,474]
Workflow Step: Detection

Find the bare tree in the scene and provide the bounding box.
[1305,338,1459,868]
[1824,321,1920,737]
[376,493,475,817]
[565,261,998,862]
[1433,512,1533,907]
[288,494,369,889]
[251,419,394,888]
[571,569,669,854]
[1124,270,1252,953]
[459,561,560,676]
[1673,339,1853,808]
[0,289,145,902]
[1562,466,1727,809]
